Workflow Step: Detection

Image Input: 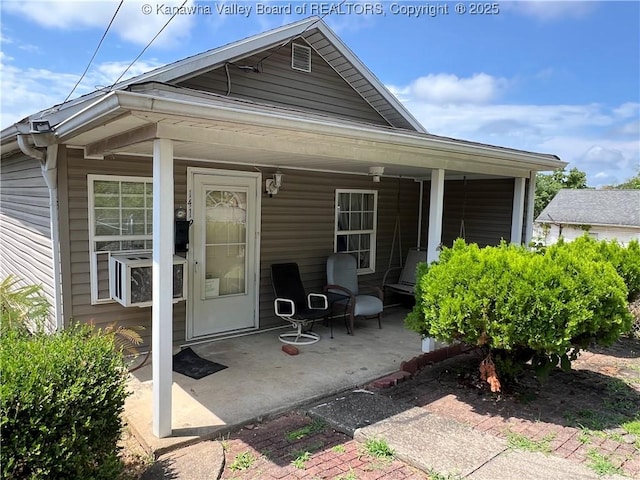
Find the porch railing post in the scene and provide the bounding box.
[152,138,174,438]
[511,177,526,245]
[524,172,537,246]
[426,168,445,263]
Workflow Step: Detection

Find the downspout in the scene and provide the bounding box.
[17,134,63,331]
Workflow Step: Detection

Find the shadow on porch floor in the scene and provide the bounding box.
[124,306,422,455]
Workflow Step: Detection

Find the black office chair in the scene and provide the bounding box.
[271,263,329,345]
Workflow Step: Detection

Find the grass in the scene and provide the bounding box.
[427,470,463,480]
[291,451,312,469]
[229,451,256,471]
[363,438,395,459]
[285,419,326,441]
[586,449,624,476]
[506,431,555,454]
[335,471,357,480]
[332,444,346,453]
[566,409,609,431]
[622,418,640,435]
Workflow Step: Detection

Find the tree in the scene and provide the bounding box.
[534,167,588,218]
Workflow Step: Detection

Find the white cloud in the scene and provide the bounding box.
[613,102,640,119]
[581,145,626,165]
[1,0,195,48]
[0,52,161,128]
[390,76,640,187]
[617,120,640,137]
[392,73,508,105]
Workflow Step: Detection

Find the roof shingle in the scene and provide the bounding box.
[536,189,640,227]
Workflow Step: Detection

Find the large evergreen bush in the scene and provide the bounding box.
[545,236,640,301]
[1,325,128,479]
[406,239,634,390]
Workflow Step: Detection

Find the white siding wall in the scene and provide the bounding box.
[535,223,640,246]
[0,153,56,331]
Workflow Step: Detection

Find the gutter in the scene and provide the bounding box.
[54,90,566,172]
[16,134,64,331]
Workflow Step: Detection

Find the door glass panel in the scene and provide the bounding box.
[203,189,247,297]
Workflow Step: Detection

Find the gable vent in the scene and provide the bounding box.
[291,43,311,72]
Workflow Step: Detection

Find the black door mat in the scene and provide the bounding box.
[172,347,228,380]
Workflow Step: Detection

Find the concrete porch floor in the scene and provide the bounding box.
[124,306,422,455]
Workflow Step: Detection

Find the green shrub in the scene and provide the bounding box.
[406,239,633,387]
[546,236,640,301]
[1,325,128,479]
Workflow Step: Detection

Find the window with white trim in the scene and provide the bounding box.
[335,189,377,274]
[88,175,153,303]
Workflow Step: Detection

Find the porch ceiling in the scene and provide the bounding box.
[47,89,564,179]
[74,117,457,178]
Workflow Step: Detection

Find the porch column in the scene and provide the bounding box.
[524,171,537,246]
[510,177,526,245]
[426,169,445,263]
[416,180,424,249]
[152,138,174,438]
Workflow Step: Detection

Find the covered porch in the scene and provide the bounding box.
[125,306,424,454]
[43,84,562,439]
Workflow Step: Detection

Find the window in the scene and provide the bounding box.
[335,189,378,274]
[88,175,153,303]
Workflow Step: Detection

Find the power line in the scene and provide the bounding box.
[109,0,188,90]
[61,0,124,105]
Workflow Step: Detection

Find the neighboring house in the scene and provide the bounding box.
[0,17,565,436]
[534,189,640,245]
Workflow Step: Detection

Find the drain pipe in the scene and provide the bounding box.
[17,134,64,331]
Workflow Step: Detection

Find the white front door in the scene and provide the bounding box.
[187,168,261,339]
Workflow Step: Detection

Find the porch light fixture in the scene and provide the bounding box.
[369,166,384,183]
[265,169,284,196]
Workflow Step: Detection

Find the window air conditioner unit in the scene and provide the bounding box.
[109,252,187,307]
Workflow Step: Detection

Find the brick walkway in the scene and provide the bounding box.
[380,338,640,478]
[215,337,639,479]
[219,412,428,479]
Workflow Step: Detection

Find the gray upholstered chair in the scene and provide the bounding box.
[325,253,383,335]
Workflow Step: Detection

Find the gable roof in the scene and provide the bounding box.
[536,189,640,227]
[2,17,424,136]
[1,17,566,179]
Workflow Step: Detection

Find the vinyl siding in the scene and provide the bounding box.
[60,148,517,345]
[0,152,56,331]
[258,170,421,329]
[63,149,169,344]
[177,43,390,126]
[441,178,515,247]
[535,224,640,246]
[61,150,422,345]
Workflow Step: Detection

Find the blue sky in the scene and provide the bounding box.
[1,1,638,187]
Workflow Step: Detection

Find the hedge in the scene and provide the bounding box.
[406,239,634,388]
[1,325,128,479]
